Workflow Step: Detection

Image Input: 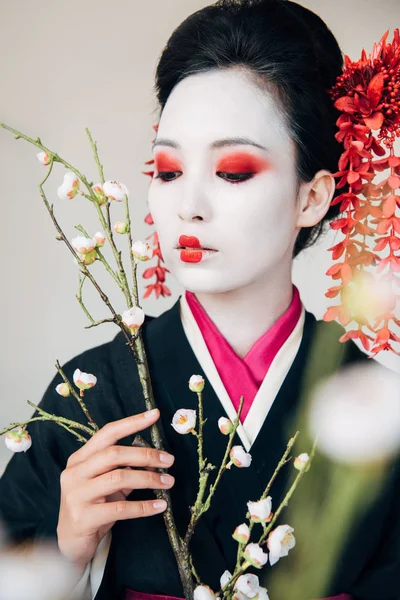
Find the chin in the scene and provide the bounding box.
[174,271,241,295]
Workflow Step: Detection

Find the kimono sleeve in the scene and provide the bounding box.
[0,335,125,545]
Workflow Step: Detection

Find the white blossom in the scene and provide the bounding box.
[93,231,106,247]
[5,427,32,453]
[171,409,197,435]
[57,170,81,200]
[131,240,153,262]
[309,362,400,464]
[267,524,295,566]
[55,383,70,397]
[73,368,97,391]
[36,151,51,166]
[193,585,216,600]
[220,570,232,588]
[188,374,205,393]
[218,416,234,435]
[232,523,250,544]
[103,180,129,202]
[71,236,96,254]
[121,306,145,334]
[243,543,268,569]
[235,574,260,598]
[92,183,108,205]
[227,445,252,469]
[247,497,272,523]
[294,452,310,472]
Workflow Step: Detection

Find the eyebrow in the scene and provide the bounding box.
[152,137,270,153]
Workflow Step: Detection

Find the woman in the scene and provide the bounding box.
[0,1,399,599]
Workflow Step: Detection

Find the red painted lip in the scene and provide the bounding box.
[177,235,217,251]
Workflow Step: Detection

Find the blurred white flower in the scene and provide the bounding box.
[232,523,250,544]
[243,542,268,569]
[227,446,252,469]
[121,306,145,334]
[171,409,197,435]
[73,368,97,391]
[0,540,80,600]
[235,573,260,598]
[267,524,295,566]
[36,151,51,166]
[309,362,400,464]
[194,585,217,600]
[5,427,32,453]
[57,171,81,200]
[55,383,70,397]
[218,416,234,435]
[131,240,153,262]
[103,180,129,202]
[294,453,310,472]
[247,497,272,523]
[220,570,232,588]
[94,231,106,247]
[188,374,205,393]
[114,221,128,234]
[92,183,108,205]
[71,236,96,254]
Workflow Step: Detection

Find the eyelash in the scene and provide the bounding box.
[153,171,255,184]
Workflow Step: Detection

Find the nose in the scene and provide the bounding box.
[177,184,212,223]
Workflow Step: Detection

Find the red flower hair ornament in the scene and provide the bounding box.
[141,29,400,357]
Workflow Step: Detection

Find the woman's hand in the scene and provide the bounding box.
[57,408,175,574]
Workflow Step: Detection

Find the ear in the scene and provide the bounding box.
[296,170,336,228]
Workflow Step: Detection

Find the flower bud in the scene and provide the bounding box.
[220,570,232,588]
[36,151,51,166]
[218,416,233,435]
[294,452,310,472]
[55,383,70,397]
[114,221,128,234]
[247,498,272,523]
[194,585,217,600]
[121,306,145,334]
[57,171,81,200]
[131,240,153,262]
[71,236,96,254]
[171,409,197,435]
[232,523,250,544]
[73,368,97,391]
[92,183,108,205]
[75,250,97,266]
[5,427,32,453]
[103,180,129,202]
[188,374,205,393]
[227,445,252,469]
[243,543,268,569]
[93,231,106,247]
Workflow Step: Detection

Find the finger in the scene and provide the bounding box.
[87,498,168,529]
[83,469,175,503]
[75,445,175,480]
[67,409,161,468]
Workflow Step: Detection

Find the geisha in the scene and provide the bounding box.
[0,1,399,599]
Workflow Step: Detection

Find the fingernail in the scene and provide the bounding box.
[160,452,174,464]
[160,474,174,485]
[145,408,158,418]
[153,500,167,510]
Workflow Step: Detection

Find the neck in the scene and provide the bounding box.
[192,267,294,359]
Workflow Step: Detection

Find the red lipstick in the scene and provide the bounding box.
[176,235,218,263]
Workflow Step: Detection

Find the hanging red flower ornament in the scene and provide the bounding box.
[141,123,172,300]
[323,28,400,356]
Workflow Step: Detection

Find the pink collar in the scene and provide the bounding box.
[185,285,303,422]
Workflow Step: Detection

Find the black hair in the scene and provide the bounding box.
[153,0,346,257]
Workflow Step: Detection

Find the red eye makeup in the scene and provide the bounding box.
[154,151,182,174]
[216,151,271,174]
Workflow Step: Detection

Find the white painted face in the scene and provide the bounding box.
[147,67,303,295]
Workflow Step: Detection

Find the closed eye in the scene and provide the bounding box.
[153,172,255,184]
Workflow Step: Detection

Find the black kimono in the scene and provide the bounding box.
[0,295,399,600]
